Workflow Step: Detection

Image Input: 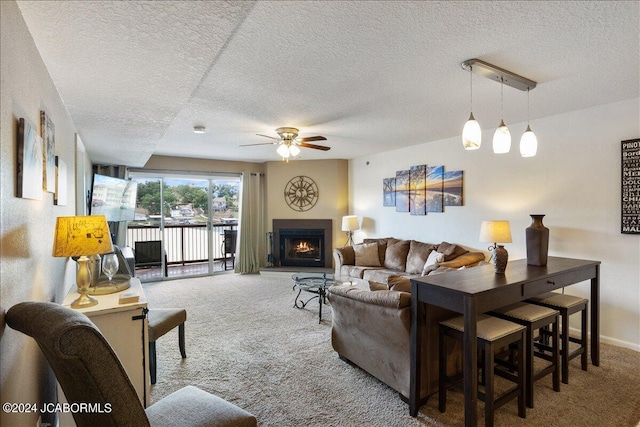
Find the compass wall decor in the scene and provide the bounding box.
[284,175,319,212]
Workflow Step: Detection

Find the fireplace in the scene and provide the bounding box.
[273,219,332,268]
[279,229,324,267]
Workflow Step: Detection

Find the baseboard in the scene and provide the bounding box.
[569,326,640,352]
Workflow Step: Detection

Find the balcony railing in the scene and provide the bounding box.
[126,223,236,266]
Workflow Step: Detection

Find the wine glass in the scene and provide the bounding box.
[102,253,119,283]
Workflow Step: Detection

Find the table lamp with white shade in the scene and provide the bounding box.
[479,220,512,274]
[53,215,114,308]
[341,215,359,247]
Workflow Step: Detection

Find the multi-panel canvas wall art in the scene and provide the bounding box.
[17,118,43,200]
[383,163,463,214]
[425,165,444,212]
[443,170,464,206]
[41,110,56,193]
[409,165,426,216]
[395,170,410,212]
[383,177,396,206]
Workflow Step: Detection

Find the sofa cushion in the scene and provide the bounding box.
[422,250,445,276]
[363,269,410,284]
[437,241,469,261]
[340,265,381,279]
[405,240,437,274]
[363,237,392,265]
[384,239,410,271]
[354,242,382,267]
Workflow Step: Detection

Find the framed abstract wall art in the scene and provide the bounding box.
[41,110,56,193]
[55,156,68,206]
[17,118,43,200]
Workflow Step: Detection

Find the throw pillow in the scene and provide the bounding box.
[368,280,388,291]
[437,241,469,261]
[384,239,411,271]
[354,242,382,267]
[388,275,412,293]
[364,237,391,265]
[421,250,444,276]
[405,240,437,274]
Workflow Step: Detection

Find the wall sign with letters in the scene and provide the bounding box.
[622,138,640,234]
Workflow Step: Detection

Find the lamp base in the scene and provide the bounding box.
[71,292,99,308]
[492,245,509,274]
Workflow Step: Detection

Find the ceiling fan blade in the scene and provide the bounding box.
[299,142,331,151]
[239,142,278,147]
[298,136,327,142]
[256,134,280,140]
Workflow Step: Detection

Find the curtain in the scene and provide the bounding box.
[236,172,265,274]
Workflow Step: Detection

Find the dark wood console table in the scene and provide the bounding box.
[409,257,600,426]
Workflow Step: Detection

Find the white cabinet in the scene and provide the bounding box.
[61,278,150,407]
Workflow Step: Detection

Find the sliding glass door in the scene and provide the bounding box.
[127,172,240,281]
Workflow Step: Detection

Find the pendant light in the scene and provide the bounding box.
[520,88,538,157]
[462,66,481,150]
[492,77,511,153]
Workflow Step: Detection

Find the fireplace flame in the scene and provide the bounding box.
[295,241,315,253]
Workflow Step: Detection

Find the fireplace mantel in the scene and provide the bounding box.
[273,219,332,268]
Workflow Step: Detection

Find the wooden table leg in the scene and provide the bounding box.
[463,296,478,427]
[409,283,422,417]
[591,265,600,366]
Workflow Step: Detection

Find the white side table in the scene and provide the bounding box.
[61,278,150,407]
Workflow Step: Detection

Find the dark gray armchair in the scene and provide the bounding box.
[6,301,257,427]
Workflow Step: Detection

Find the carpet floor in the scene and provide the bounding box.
[145,273,640,427]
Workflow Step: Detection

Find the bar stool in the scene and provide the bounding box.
[527,292,588,384]
[491,302,560,408]
[439,314,526,426]
[148,308,187,385]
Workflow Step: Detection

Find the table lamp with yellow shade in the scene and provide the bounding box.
[53,215,114,308]
[479,220,512,274]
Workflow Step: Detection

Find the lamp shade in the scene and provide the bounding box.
[492,120,511,154]
[53,215,113,257]
[520,125,538,157]
[479,220,512,244]
[462,113,482,150]
[341,215,360,232]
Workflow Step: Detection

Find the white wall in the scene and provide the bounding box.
[350,98,640,350]
[1,2,79,426]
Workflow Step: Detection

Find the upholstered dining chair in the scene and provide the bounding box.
[6,301,257,427]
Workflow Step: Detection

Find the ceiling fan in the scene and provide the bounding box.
[240,127,330,161]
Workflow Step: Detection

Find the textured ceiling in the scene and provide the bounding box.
[16,1,640,166]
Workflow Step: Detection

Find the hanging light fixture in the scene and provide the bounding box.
[520,88,538,157]
[492,77,511,153]
[462,65,482,150]
[462,59,538,155]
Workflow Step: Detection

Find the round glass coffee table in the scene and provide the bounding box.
[291,272,336,323]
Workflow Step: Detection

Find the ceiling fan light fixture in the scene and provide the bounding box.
[289,144,301,157]
[276,144,290,158]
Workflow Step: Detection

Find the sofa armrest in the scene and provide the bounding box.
[328,284,411,309]
[333,247,355,277]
